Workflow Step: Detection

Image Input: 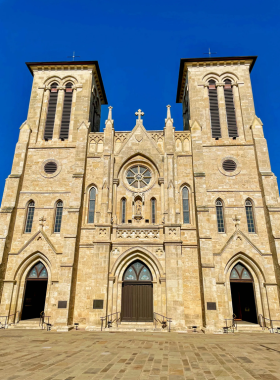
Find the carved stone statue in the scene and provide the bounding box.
[135,200,142,215]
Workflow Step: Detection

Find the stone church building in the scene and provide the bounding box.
[0,55,280,332]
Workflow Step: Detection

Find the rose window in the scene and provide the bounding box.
[126,165,152,189]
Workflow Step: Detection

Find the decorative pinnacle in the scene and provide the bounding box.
[108,106,113,121]
[135,109,144,121]
[166,105,171,120]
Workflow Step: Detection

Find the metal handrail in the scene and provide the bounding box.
[100,312,120,331]
[0,315,8,329]
[153,312,172,332]
[39,312,52,330]
[7,312,19,325]
[259,314,280,333]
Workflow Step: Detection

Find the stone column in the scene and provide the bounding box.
[158,178,164,222]
[53,87,65,140]
[38,88,50,141]
[232,83,245,140]
[68,87,77,142]
[112,179,119,224]
[216,83,228,138]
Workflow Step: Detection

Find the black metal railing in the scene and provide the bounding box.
[153,312,172,332]
[39,312,52,331]
[0,312,20,329]
[259,314,280,333]
[223,314,237,333]
[100,312,121,331]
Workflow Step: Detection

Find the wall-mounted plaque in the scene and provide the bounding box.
[58,301,67,309]
[93,299,104,309]
[207,302,217,310]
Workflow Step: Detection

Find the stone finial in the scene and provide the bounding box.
[232,215,241,230]
[39,216,46,230]
[165,105,173,126]
[166,105,172,120]
[108,106,113,121]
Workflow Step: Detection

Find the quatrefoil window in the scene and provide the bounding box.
[126,165,152,189]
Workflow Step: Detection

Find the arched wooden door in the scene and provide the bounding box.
[121,261,153,322]
[21,262,48,320]
[230,263,257,323]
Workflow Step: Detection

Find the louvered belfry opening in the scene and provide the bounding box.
[224,79,238,138]
[44,83,58,140]
[60,82,73,140]
[208,80,221,139]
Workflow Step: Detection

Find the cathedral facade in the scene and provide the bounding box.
[0,56,280,331]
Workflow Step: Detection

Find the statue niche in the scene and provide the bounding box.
[133,195,143,222]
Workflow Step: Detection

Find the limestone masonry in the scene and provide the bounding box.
[0,56,279,332]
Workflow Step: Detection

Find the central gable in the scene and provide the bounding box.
[114,122,164,176]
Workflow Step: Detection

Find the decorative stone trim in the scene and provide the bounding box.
[117,228,159,239]
[194,172,205,177]
[40,159,61,178]
[260,171,273,176]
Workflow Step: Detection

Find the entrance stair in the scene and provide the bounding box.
[10,318,42,330]
[235,321,269,333]
[104,322,167,332]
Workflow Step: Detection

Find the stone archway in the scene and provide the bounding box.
[230,262,257,323]
[21,261,48,320]
[121,260,153,322]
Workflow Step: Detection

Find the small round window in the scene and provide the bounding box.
[126,165,152,189]
[222,159,236,172]
[44,161,57,174]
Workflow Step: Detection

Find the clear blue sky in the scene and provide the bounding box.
[0,0,279,198]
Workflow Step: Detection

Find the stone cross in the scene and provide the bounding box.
[135,109,144,120]
[232,215,240,230]
[39,216,46,230]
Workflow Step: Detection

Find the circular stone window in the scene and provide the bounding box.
[126,165,152,189]
[44,161,58,174]
[222,159,237,172]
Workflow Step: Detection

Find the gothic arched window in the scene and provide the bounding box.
[224,79,238,138]
[230,263,253,282]
[44,82,58,140]
[54,201,63,233]
[216,199,225,233]
[88,187,96,223]
[25,201,35,233]
[121,198,126,224]
[27,262,48,279]
[123,261,152,281]
[60,82,73,140]
[182,187,190,224]
[245,199,255,233]
[208,80,221,139]
[151,198,156,224]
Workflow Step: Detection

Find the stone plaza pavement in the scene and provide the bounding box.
[0,330,280,380]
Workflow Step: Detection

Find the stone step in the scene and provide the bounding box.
[9,318,43,330]
[235,323,268,333]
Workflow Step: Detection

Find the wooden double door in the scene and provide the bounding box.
[121,282,153,322]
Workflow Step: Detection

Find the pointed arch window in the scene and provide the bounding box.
[88,187,96,223]
[224,79,238,138]
[54,201,63,233]
[151,198,156,224]
[27,262,48,279]
[230,263,253,282]
[123,261,152,281]
[25,201,35,233]
[216,199,225,233]
[208,80,221,139]
[121,198,126,224]
[44,82,58,140]
[245,200,255,233]
[60,82,73,140]
[182,187,190,224]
